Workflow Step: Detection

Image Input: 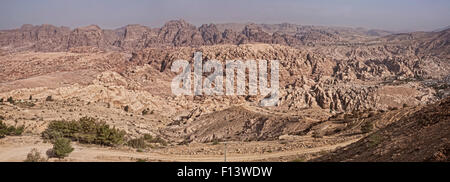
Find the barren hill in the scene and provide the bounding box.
[313,97,450,162]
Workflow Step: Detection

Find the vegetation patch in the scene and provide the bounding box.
[367,134,383,148]
[48,137,74,159]
[290,157,306,162]
[24,148,47,162]
[127,134,168,149]
[42,117,126,146]
[0,120,25,138]
[127,137,147,149]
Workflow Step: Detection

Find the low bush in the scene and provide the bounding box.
[127,137,147,149]
[24,148,47,162]
[127,134,168,149]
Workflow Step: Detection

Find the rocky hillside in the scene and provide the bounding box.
[313,97,450,162]
[128,43,448,112]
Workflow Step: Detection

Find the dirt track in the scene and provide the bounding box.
[0,136,359,162]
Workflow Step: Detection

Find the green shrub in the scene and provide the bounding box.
[128,134,168,149]
[0,121,25,138]
[42,117,126,146]
[50,138,74,159]
[24,148,47,162]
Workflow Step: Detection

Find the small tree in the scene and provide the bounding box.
[124,105,129,112]
[50,138,74,159]
[29,95,33,100]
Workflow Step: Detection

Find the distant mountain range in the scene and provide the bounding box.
[0,19,448,53]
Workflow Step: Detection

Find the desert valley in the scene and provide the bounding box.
[0,20,448,162]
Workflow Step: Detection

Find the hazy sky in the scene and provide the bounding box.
[0,0,449,31]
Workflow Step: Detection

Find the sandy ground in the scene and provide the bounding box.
[0,136,359,162]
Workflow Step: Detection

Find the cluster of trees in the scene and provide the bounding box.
[24,138,75,161]
[42,117,126,146]
[27,116,170,161]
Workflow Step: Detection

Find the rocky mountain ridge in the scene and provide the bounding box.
[0,20,409,52]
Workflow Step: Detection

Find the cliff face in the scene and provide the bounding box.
[0,24,71,52]
[313,97,450,162]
